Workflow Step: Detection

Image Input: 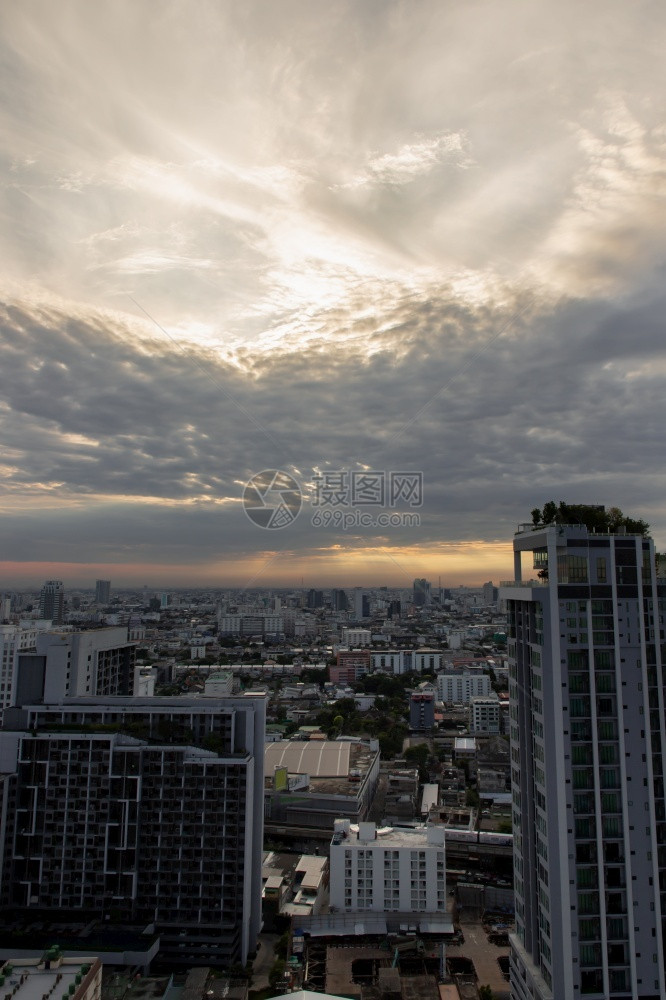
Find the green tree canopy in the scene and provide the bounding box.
[531,502,649,536]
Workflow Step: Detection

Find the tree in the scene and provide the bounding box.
[479,987,493,1000]
[531,502,649,536]
[268,959,286,990]
[405,743,429,769]
[465,787,480,807]
[274,930,290,960]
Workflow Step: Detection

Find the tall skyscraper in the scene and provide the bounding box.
[413,578,431,606]
[95,579,111,604]
[353,588,369,619]
[307,588,324,609]
[38,580,64,624]
[332,588,349,612]
[501,522,665,999]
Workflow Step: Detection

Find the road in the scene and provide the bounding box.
[250,933,279,991]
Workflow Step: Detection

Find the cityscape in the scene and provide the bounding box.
[0,506,665,1000]
[1,3,666,1000]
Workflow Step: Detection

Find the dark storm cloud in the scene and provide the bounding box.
[1,1,666,578]
[1,280,665,570]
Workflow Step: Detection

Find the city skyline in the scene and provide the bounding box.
[1,2,665,587]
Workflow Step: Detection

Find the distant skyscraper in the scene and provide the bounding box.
[501,522,666,998]
[331,588,348,612]
[307,588,324,609]
[38,580,64,624]
[95,579,111,604]
[413,578,431,606]
[353,588,369,619]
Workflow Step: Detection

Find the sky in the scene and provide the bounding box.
[1,0,665,589]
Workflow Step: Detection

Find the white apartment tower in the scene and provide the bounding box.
[437,671,491,704]
[501,522,666,1000]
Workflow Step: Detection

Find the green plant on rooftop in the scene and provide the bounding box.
[531,502,649,536]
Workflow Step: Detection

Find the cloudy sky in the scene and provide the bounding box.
[1,0,665,589]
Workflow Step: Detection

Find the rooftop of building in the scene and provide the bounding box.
[0,955,99,1000]
[331,821,444,848]
[264,739,378,796]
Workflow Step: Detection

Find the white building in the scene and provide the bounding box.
[0,622,51,712]
[501,521,666,998]
[329,819,446,914]
[204,669,234,697]
[468,693,500,734]
[28,627,137,701]
[218,614,284,637]
[436,671,490,703]
[446,630,465,650]
[371,649,443,675]
[341,627,371,647]
[133,666,156,697]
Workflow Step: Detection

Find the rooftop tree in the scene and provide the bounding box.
[530,502,649,536]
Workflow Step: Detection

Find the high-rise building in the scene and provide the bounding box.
[95,579,111,604]
[15,627,136,704]
[0,693,266,967]
[501,522,666,999]
[39,580,64,624]
[0,622,51,714]
[332,588,349,612]
[413,578,431,606]
[353,588,369,619]
[307,588,324,609]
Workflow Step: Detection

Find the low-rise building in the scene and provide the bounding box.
[436,671,490,704]
[0,954,101,1000]
[330,650,370,684]
[329,820,446,915]
[370,649,443,674]
[384,768,420,822]
[340,628,371,647]
[262,852,329,925]
[468,693,500,734]
[264,739,380,832]
[409,689,435,730]
[204,669,234,697]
